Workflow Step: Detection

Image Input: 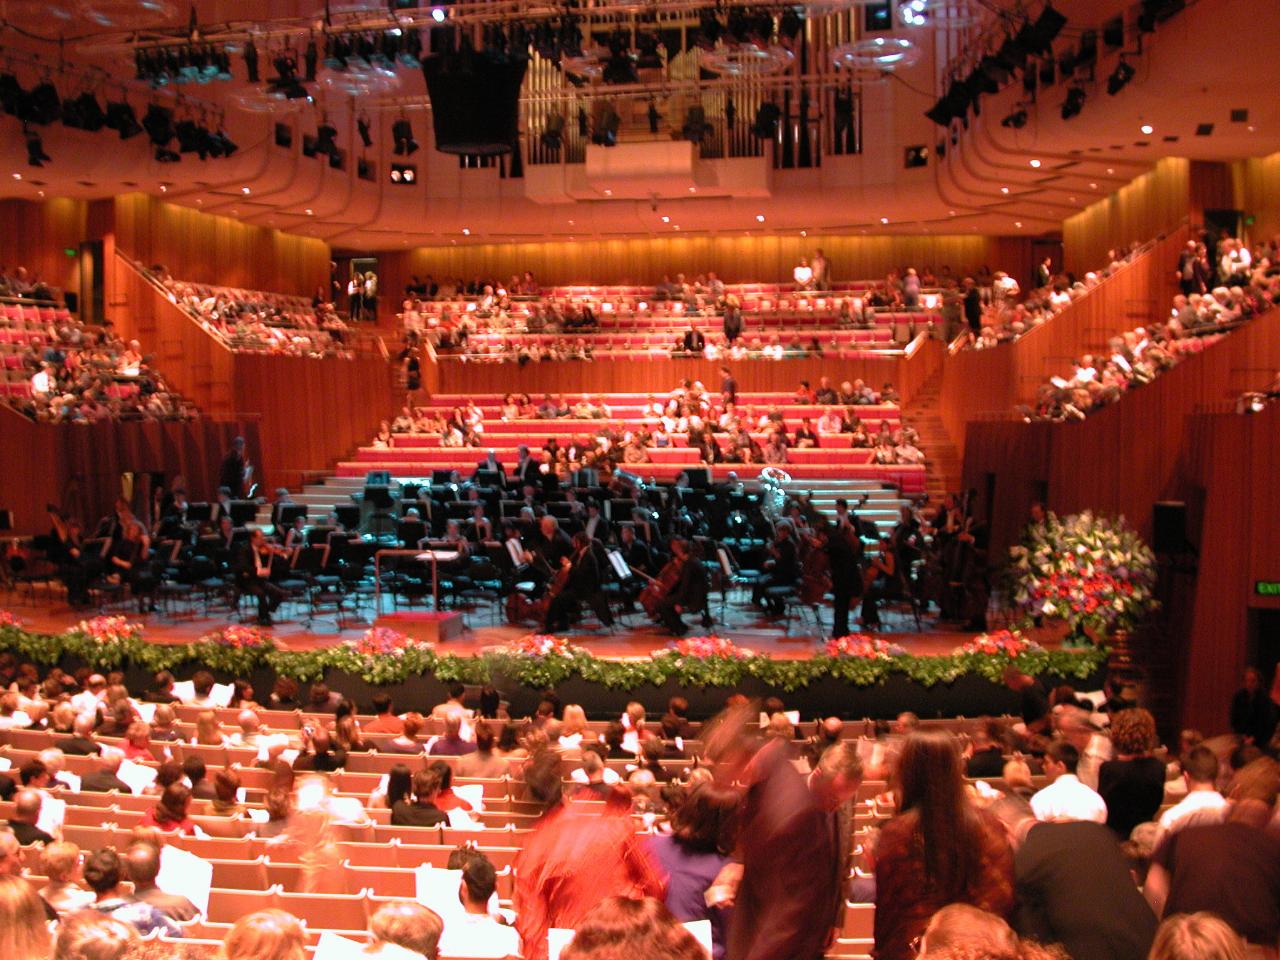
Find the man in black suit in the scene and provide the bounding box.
[472,449,505,484]
[543,531,614,633]
[723,301,744,343]
[824,518,863,639]
[657,539,710,636]
[992,795,1157,960]
[218,436,248,499]
[963,278,983,335]
[682,323,706,353]
[80,748,132,793]
[726,737,862,960]
[1035,256,1053,289]
[752,521,800,616]
[7,789,54,845]
[127,842,199,921]
[60,714,102,756]
[237,528,287,626]
[513,445,542,488]
[720,366,738,406]
[583,500,611,545]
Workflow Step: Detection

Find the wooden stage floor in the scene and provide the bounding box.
[4,591,972,660]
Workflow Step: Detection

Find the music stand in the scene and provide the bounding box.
[334,504,361,530]
[230,500,258,526]
[277,504,308,527]
[474,469,504,489]
[186,502,213,525]
[365,470,392,486]
[364,485,397,537]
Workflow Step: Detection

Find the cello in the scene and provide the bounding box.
[640,553,685,619]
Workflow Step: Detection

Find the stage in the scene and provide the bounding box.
[0,590,1108,721]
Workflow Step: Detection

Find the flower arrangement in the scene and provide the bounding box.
[666,636,753,660]
[956,630,1043,657]
[826,634,907,659]
[1006,510,1158,638]
[513,634,581,658]
[348,626,433,658]
[74,616,143,645]
[0,610,25,628]
[200,625,275,649]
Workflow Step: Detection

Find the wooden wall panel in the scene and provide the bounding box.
[0,411,258,534]
[0,198,91,299]
[434,339,943,406]
[940,227,1188,457]
[1234,150,1280,241]
[232,353,396,491]
[371,235,1035,322]
[1062,158,1191,277]
[112,194,330,297]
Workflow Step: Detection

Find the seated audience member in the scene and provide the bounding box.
[40,841,96,913]
[124,842,199,921]
[379,712,427,755]
[82,848,179,936]
[364,901,445,960]
[964,720,1007,779]
[140,783,197,835]
[60,713,102,755]
[437,848,522,959]
[391,768,448,827]
[293,726,346,772]
[1029,741,1108,823]
[149,704,182,743]
[53,913,139,960]
[432,683,470,720]
[6,789,53,845]
[1144,757,1280,950]
[561,896,708,960]
[365,693,405,735]
[184,756,217,800]
[1154,745,1226,843]
[0,873,53,957]
[430,713,477,756]
[989,794,1157,960]
[80,747,131,793]
[914,903,1018,959]
[456,722,508,779]
[223,910,308,960]
[1148,912,1249,960]
[212,768,244,817]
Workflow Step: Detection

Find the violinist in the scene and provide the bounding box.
[657,539,710,636]
[237,528,289,626]
[543,531,614,633]
[752,520,799,616]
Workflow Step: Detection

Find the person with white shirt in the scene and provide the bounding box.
[793,258,814,290]
[1153,744,1227,844]
[1030,741,1108,823]
[70,674,107,716]
[436,850,522,959]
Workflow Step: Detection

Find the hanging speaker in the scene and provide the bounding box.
[1152,501,1186,554]
[421,46,528,156]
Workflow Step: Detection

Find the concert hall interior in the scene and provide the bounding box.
[0,0,1278,957]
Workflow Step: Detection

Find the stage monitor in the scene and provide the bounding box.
[277,504,308,527]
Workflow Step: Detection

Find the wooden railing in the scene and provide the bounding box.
[939,225,1189,458]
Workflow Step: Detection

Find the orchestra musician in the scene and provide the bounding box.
[218,436,250,500]
[859,536,899,631]
[46,505,91,607]
[523,515,573,595]
[543,531,615,633]
[655,539,710,636]
[826,512,865,639]
[616,524,656,610]
[237,528,289,626]
[752,519,799,616]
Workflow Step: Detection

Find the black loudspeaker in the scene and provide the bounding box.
[1152,501,1186,554]
[421,47,528,156]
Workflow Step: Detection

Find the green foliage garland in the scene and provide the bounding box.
[0,617,1107,693]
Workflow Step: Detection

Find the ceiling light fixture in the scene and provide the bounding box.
[1000,186,1010,194]
[755,214,765,222]
[1029,159,1041,168]
[880,217,889,224]
[1140,123,1153,134]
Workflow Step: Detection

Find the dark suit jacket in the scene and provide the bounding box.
[1013,821,1157,960]
[59,736,102,756]
[682,331,706,352]
[727,741,848,960]
[391,800,447,827]
[134,885,200,922]
[80,770,132,793]
[7,820,54,845]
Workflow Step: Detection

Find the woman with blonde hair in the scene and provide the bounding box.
[193,709,228,746]
[560,704,588,748]
[53,913,138,960]
[40,840,96,912]
[1148,913,1247,960]
[223,909,307,960]
[0,873,52,960]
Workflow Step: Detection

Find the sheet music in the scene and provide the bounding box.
[414,865,464,918]
[170,680,196,703]
[313,932,365,960]
[157,844,213,916]
[116,758,158,796]
[209,683,235,708]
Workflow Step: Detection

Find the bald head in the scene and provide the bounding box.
[38,748,65,773]
[819,717,844,742]
[73,713,96,738]
[14,789,41,823]
[238,710,261,734]
[98,746,123,772]
[124,842,162,887]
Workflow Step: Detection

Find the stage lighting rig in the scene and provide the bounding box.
[358,115,373,148]
[25,127,50,167]
[1107,57,1135,95]
[1060,85,1085,120]
[1001,107,1028,128]
[392,117,418,155]
[105,101,143,139]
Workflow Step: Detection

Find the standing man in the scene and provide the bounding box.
[720,366,738,406]
[1035,256,1053,289]
[218,436,249,500]
[812,249,829,290]
[963,278,983,337]
[825,516,863,640]
[725,738,863,960]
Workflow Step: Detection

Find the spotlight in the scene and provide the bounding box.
[779,9,804,40]
[390,162,417,183]
[752,101,781,138]
[0,73,24,116]
[315,122,339,157]
[105,101,143,139]
[392,117,418,155]
[1001,108,1028,129]
[1106,58,1135,95]
[25,127,50,167]
[304,37,318,82]
[23,82,61,126]
[267,53,307,100]
[995,35,1029,71]
[243,39,259,83]
[1060,85,1086,120]
[176,119,213,158]
[208,128,238,158]
[1029,4,1068,53]
[143,104,175,146]
[979,55,1010,86]
[357,116,373,148]
[431,6,446,23]
[154,147,181,162]
[593,107,620,146]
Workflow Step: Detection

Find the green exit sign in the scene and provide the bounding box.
[63,248,77,258]
[1257,581,1280,597]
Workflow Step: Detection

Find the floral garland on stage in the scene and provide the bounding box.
[0,614,1107,692]
[1006,510,1159,639]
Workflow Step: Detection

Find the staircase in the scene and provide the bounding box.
[903,368,962,500]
